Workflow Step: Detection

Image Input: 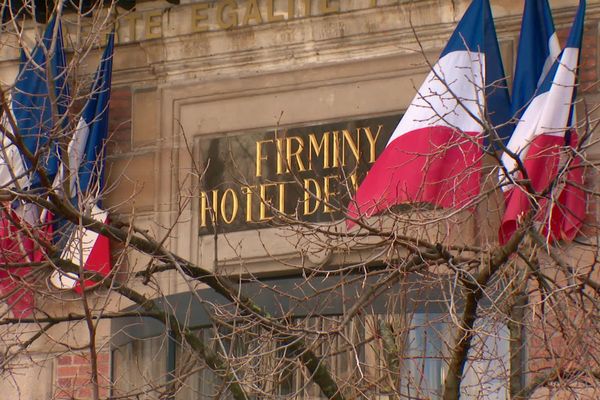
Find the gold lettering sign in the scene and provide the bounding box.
[197,114,400,234]
[61,1,379,44]
[98,0,377,43]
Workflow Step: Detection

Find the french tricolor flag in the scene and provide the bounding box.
[49,33,115,291]
[510,0,560,120]
[0,17,69,317]
[346,0,511,226]
[499,0,586,244]
[498,0,557,221]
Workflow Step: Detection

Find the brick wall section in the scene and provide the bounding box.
[108,86,132,155]
[557,22,598,88]
[526,308,600,398]
[580,23,598,88]
[55,351,111,399]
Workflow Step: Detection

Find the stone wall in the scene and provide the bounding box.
[0,0,599,398]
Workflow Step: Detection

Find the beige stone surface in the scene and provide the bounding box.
[0,354,54,400]
[95,0,600,284]
[105,151,157,213]
[132,87,160,148]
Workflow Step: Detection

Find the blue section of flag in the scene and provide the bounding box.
[566,0,586,50]
[441,0,512,146]
[537,1,585,98]
[482,0,512,146]
[77,33,115,205]
[12,18,69,187]
[512,0,556,118]
[440,0,485,56]
[565,0,586,128]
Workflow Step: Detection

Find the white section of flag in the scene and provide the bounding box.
[538,32,561,87]
[0,135,27,190]
[500,47,579,192]
[389,51,485,145]
[51,117,91,197]
[50,205,108,289]
[0,105,41,226]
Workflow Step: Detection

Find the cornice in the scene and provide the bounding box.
[111,1,600,88]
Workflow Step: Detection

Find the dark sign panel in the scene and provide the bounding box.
[198,114,401,234]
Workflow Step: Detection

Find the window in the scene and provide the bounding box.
[111,276,510,399]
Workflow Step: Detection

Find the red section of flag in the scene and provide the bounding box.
[74,216,112,294]
[347,127,482,225]
[51,209,113,293]
[0,205,50,317]
[499,132,585,244]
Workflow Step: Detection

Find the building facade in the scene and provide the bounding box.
[0,0,599,399]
